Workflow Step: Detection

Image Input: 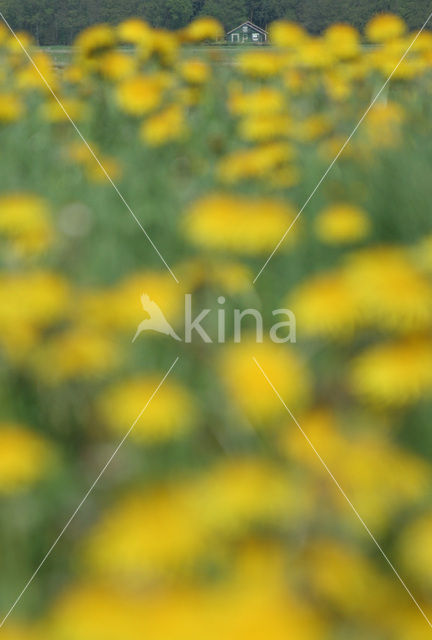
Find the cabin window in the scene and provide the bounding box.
[232,33,239,42]
[252,33,259,41]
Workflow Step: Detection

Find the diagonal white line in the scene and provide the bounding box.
[253,9,432,283]
[252,356,432,630]
[0,12,179,284]
[0,356,179,629]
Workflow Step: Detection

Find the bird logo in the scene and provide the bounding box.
[132,294,182,342]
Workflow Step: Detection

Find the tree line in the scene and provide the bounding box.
[0,0,430,46]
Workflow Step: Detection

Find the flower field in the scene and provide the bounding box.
[2,13,432,639]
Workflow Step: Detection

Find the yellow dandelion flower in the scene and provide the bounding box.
[16,52,57,91]
[116,73,169,116]
[47,583,146,640]
[269,20,307,48]
[218,142,295,183]
[117,17,151,45]
[350,338,432,405]
[75,24,116,58]
[41,97,85,122]
[98,51,136,81]
[183,193,296,254]
[179,59,210,84]
[84,487,205,579]
[6,31,33,54]
[66,141,122,182]
[364,101,405,147]
[77,269,184,334]
[179,258,253,295]
[180,17,224,42]
[0,422,55,493]
[150,29,179,66]
[113,269,185,328]
[304,540,396,619]
[62,64,86,85]
[324,24,360,60]
[366,13,406,43]
[229,87,285,116]
[297,37,334,70]
[289,271,362,338]
[237,51,284,77]
[282,409,429,531]
[293,114,331,142]
[398,513,432,588]
[0,271,69,357]
[344,247,432,331]
[323,70,352,101]
[315,203,370,244]
[0,92,24,122]
[86,155,122,183]
[99,376,197,443]
[193,458,295,534]
[140,104,186,146]
[31,328,119,383]
[0,192,53,255]
[238,112,292,141]
[220,336,310,423]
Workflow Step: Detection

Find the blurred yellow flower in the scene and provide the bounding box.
[344,247,432,332]
[116,74,168,116]
[183,193,296,254]
[298,38,334,69]
[99,376,197,443]
[179,258,253,295]
[117,18,151,46]
[180,17,224,42]
[282,409,429,531]
[0,192,53,255]
[364,102,405,147]
[366,13,407,43]
[398,513,432,588]
[350,338,432,405]
[0,422,55,493]
[46,583,146,640]
[75,24,116,58]
[0,92,24,122]
[141,104,186,146]
[289,271,362,338]
[220,337,310,423]
[269,20,306,48]
[324,24,360,60]
[315,203,370,244]
[41,97,85,122]
[229,87,285,116]
[179,59,209,84]
[31,328,119,383]
[16,52,56,91]
[237,51,284,77]
[98,51,136,81]
[0,270,69,356]
[77,269,184,334]
[238,112,293,141]
[218,142,295,183]
[304,539,397,619]
[193,457,298,534]
[84,487,205,579]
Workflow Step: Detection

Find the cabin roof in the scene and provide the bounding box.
[226,21,268,36]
